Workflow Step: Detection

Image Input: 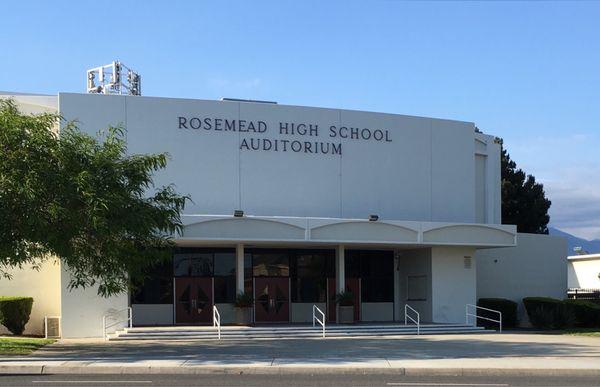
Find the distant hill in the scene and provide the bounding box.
[549,227,600,255]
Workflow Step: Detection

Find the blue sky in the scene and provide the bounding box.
[2,1,599,239]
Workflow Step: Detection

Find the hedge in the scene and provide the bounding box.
[563,299,600,327]
[0,297,34,335]
[477,298,518,328]
[523,297,576,329]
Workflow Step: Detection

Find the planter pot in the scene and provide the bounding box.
[235,307,253,325]
[338,305,354,324]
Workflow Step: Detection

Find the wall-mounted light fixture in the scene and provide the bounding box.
[233,210,244,217]
[369,214,379,221]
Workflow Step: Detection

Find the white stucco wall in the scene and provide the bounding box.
[59,93,501,225]
[361,303,394,321]
[568,255,600,289]
[131,304,174,326]
[431,246,477,324]
[214,303,236,324]
[60,266,128,338]
[397,248,433,322]
[476,233,567,326]
[291,302,326,323]
[0,92,58,115]
[0,259,61,336]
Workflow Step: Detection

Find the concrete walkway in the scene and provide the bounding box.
[1,333,600,375]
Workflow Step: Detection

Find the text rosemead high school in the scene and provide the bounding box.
[0,91,567,338]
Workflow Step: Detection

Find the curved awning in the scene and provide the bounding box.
[178,215,516,248]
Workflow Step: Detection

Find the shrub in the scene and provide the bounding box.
[234,292,253,308]
[563,299,600,327]
[477,298,518,328]
[523,297,576,329]
[0,297,34,335]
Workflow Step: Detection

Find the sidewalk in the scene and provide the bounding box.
[1,333,600,376]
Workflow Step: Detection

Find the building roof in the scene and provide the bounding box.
[568,253,600,261]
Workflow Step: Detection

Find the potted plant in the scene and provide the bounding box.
[234,291,254,325]
[335,291,355,324]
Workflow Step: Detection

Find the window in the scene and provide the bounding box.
[244,253,253,295]
[291,277,327,303]
[289,250,334,303]
[344,252,361,278]
[362,278,394,302]
[346,250,394,303]
[173,254,190,277]
[214,276,236,303]
[252,251,289,277]
[290,252,334,278]
[131,260,173,304]
[189,253,213,276]
[214,252,236,276]
[360,251,392,277]
[173,252,213,277]
[214,251,236,303]
[173,249,235,277]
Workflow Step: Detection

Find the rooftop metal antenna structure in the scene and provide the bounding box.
[86,61,141,96]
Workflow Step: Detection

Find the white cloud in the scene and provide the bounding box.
[546,175,600,240]
[503,132,600,240]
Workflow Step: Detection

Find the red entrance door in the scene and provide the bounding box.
[175,277,213,324]
[254,277,289,322]
[328,278,361,322]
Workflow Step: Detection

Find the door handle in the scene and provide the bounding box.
[192,299,196,309]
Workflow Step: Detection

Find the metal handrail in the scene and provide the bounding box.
[404,304,420,335]
[312,304,326,338]
[102,307,132,340]
[466,304,502,332]
[213,305,221,340]
[44,316,61,339]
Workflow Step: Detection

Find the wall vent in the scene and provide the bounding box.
[464,256,472,269]
[44,316,61,338]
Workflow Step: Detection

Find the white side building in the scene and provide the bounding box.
[568,253,600,290]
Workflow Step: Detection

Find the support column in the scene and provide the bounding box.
[336,245,345,294]
[394,251,401,322]
[335,245,345,324]
[236,243,244,295]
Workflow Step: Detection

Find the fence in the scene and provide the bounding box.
[568,288,600,302]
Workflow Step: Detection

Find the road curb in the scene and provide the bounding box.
[2,365,600,376]
[0,365,44,375]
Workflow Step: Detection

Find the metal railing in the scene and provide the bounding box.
[466,304,502,332]
[312,304,326,338]
[44,316,61,339]
[102,307,132,340]
[404,304,420,335]
[568,288,600,300]
[213,305,221,340]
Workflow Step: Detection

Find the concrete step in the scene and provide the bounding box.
[108,324,491,341]
[123,323,481,333]
[121,325,485,335]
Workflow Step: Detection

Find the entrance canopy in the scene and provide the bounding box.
[178,215,516,248]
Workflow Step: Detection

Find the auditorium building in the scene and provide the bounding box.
[1,91,566,338]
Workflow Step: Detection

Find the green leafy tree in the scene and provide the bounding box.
[0,99,188,296]
[501,146,551,234]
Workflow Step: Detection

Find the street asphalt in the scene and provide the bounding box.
[1,332,600,384]
[1,373,600,386]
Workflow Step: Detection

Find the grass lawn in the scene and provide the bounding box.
[562,328,600,337]
[0,337,54,355]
